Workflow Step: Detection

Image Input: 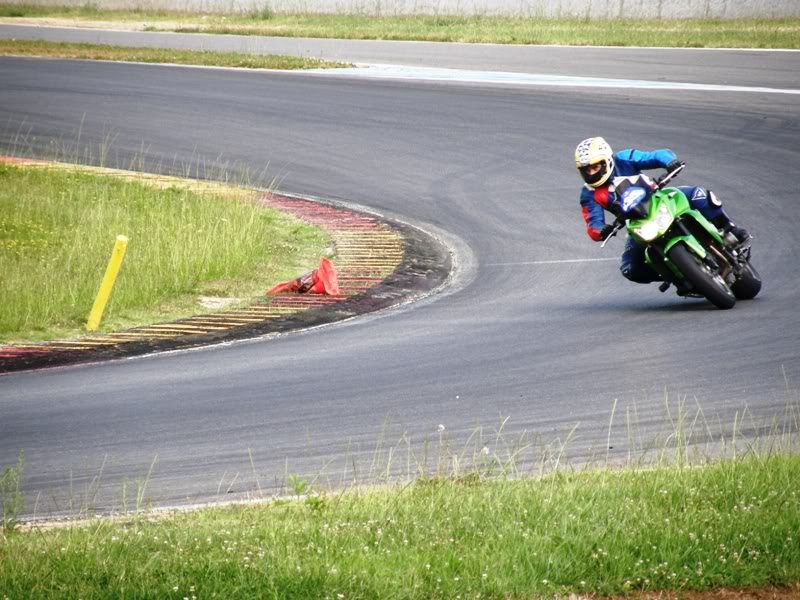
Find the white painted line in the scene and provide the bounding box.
[308,63,800,95]
[487,257,618,266]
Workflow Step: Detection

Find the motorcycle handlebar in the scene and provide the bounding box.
[655,163,685,188]
[600,219,626,248]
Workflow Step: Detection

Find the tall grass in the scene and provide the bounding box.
[0,452,798,598]
[173,16,800,48]
[1,395,798,598]
[0,39,350,70]
[0,163,330,342]
[1,5,799,48]
[0,451,24,532]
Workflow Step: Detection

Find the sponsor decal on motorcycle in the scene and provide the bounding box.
[621,186,648,212]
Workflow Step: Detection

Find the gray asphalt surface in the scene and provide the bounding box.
[3,23,800,88]
[1,33,799,517]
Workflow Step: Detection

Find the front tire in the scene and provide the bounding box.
[667,243,736,309]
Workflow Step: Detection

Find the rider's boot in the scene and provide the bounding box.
[711,210,751,246]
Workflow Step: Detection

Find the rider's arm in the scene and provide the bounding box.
[580,187,608,241]
[616,148,677,171]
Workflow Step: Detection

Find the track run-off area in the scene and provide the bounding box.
[1,28,799,516]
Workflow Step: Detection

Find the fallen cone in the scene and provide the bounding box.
[266,257,339,296]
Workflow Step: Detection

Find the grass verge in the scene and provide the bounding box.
[1,6,799,48]
[0,161,331,343]
[0,453,798,598]
[0,39,349,69]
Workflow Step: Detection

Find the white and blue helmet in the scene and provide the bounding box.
[575,137,615,188]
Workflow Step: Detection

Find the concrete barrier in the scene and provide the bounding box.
[7,0,800,18]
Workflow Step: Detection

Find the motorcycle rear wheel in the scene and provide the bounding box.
[667,243,736,309]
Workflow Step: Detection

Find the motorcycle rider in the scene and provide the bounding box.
[575,137,750,284]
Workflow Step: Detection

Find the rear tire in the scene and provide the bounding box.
[667,243,736,310]
[731,262,762,300]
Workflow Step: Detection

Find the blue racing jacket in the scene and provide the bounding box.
[580,148,676,241]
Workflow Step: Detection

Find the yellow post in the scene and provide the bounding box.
[86,235,129,332]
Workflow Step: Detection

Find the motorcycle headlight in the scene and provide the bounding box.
[634,221,661,241]
[634,204,673,241]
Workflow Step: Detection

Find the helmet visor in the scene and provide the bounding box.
[579,162,608,186]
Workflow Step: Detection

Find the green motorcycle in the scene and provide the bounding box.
[602,164,761,309]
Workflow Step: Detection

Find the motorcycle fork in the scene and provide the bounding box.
[645,243,684,287]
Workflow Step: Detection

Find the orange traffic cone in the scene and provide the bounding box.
[266,257,339,296]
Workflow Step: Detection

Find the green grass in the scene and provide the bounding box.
[1,451,24,532]
[172,15,800,49]
[0,163,331,343]
[0,454,798,598]
[1,5,799,48]
[2,392,798,597]
[0,39,349,69]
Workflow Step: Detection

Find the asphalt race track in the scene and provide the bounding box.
[1,34,799,517]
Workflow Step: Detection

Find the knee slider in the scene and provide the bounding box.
[620,264,634,280]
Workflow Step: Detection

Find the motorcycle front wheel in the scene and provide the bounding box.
[667,243,736,310]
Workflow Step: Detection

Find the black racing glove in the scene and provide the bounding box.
[600,224,616,241]
[665,159,685,173]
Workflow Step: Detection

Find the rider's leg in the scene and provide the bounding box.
[621,235,662,283]
[677,186,750,244]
